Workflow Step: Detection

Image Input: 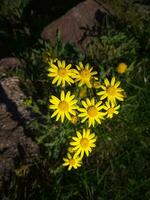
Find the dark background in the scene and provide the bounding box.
[0,0,84,58]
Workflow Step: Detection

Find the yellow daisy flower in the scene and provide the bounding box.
[70,129,96,158]
[103,101,120,118]
[63,153,82,171]
[117,63,127,74]
[78,98,105,127]
[49,91,78,123]
[48,60,76,87]
[75,62,98,88]
[97,77,124,105]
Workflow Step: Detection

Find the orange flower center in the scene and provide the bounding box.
[107,86,117,96]
[87,106,98,117]
[80,138,89,148]
[58,68,67,77]
[107,107,114,115]
[80,69,91,80]
[58,101,69,112]
[69,159,76,166]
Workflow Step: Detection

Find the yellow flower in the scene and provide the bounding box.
[97,77,124,105]
[103,101,120,118]
[48,60,76,87]
[49,91,78,123]
[78,98,105,127]
[117,63,127,74]
[70,115,78,124]
[93,81,101,89]
[70,129,96,158]
[63,153,82,171]
[75,62,98,88]
[79,87,87,98]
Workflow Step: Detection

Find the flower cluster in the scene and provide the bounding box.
[46,57,126,170]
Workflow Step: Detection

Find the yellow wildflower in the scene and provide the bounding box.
[78,98,105,127]
[63,153,82,170]
[103,101,120,118]
[75,62,98,88]
[97,77,124,105]
[48,60,76,87]
[117,63,127,74]
[49,91,78,123]
[70,129,96,158]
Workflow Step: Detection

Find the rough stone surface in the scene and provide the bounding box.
[41,0,107,50]
[0,77,31,122]
[0,77,39,194]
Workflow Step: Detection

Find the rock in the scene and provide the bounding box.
[41,0,108,50]
[0,57,25,73]
[0,77,39,194]
[0,77,31,122]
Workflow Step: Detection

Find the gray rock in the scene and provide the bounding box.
[0,77,39,194]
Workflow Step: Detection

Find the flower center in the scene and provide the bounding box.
[58,68,67,77]
[80,138,89,148]
[87,106,98,117]
[107,86,117,96]
[107,107,114,115]
[58,101,69,112]
[69,159,76,166]
[80,69,91,80]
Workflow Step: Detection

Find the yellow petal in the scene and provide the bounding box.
[104,78,110,86]
[111,77,116,86]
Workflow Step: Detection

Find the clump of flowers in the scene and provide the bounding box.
[44,55,126,171]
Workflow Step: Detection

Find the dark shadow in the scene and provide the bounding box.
[0,84,27,128]
[0,0,84,58]
[78,9,109,45]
